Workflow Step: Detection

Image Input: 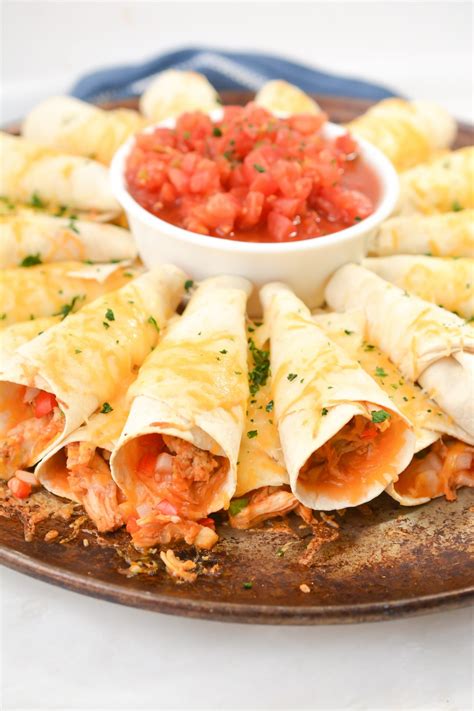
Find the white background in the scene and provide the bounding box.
[1,2,473,710]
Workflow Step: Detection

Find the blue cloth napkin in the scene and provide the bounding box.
[71,47,396,104]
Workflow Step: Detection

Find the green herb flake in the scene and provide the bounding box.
[229,497,249,516]
[354,216,362,222]
[68,216,80,234]
[375,366,388,378]
[102,321,110,329]
[344,329,353,335]
[276,548,285,558]
[364,343,375,352]
[219,349,227,354]
[104,308,115,322]
[321,407,328,416]
[265,400,274,413]
[148,315,160,333]
[371,409,391,424]
[29,192,45,208]
[248,338,270,395]
[253,163,266,173]
[287,373,298,382]
[452,200,463,212]
[182,131,191,139]
[75,348,82,354]
[53,295,81,320]
[212,126,222,137]
[100,402,113,414]
[20,253,42,267]
[0,313,6,320]
[247,430,258,439]
[242,582,253,590]
[184,279,194,292]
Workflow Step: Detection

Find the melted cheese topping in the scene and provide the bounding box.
[254,80,322,115]
[0,262,138,328]
[347,99,435,171]
[0,213,136,267]
[370,210,474,258]
[398,147,474,215]
[24,96,145,165]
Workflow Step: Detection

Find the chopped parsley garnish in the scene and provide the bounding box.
[287,373,298,382]
[452,200,463,212]
[54,295,81,320]
[242,582,253,589]
[229,497,249,516]
[354,216,362,222]
[247,430,258,439]
[184,279,194,292]
[371,409,391,424]
[0,313,6,320]
[403,396,409,402]
[105,308,115,321]
[253,163,266,173]
[29,192,45,208]
[102,321,110,329]
[344,329,353,335]
[212,126,222,137]
[0,195,15,210]
[276,548,285,557]
[375,366,388,378]
[55,205,68,217]
[248,338,270,395]
[148,315,160,332]
[68,216,80,234]
[321,407,328,416]
[75,349,82,354]
[364,343,375,352]
[182,131,191,139]
[100,402,113,414]
[219,349,227,354]
[265,400,274,412]
[20,253,42,267]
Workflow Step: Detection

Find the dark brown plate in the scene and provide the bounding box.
[1,93,473,624]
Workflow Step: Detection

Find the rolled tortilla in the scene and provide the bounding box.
[363,256,474,319]
[0,316,60,366]
[111,275,251,549]
[0,132,120,214]
[0,261,140,328]
[368,210,474,258]
[0,197,119,224]
[313,309,474,506]
[346,98,456,171]
[254,80,322,115]
[0,213,137,268]
[325,263,474,438]
[35,388,134,532]
[23,96,146,165]
[260,282,415,510]
[139,70,220,122]
[0,265,185,479]
[397,147,474,215]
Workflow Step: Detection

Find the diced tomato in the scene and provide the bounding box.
[137,452,158,478]
[361,424,379,440]
[126,516,140,534]
[33,391,57,419]
[198,517,216,530]
[268,211,294,242]
[8,477,32,499]
[125,102,377,243]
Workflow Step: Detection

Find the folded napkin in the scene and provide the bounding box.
[71,46,396,104]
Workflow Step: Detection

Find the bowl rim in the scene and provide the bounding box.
[110,109,400,255]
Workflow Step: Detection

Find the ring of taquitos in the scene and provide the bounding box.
[1,72,473,583]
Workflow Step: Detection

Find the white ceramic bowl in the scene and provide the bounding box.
[110,110,399,313]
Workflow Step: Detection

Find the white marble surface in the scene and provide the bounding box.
[1,2,473,709]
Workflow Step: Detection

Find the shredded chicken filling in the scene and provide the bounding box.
[0,389,64,478]
[65,441,123,532]
[299,415,390,492]
[126,434,227,549]
[395,438,474,501]
[229,485,312,529]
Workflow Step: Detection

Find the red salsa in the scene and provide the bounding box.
[125,103,379,243]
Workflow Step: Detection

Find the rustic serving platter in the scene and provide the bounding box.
[1,93,473,624]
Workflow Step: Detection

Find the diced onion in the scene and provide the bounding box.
[136,502,153,517]
[23,387,40,404]
[15,469,38,485]
[155,452,174,476]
